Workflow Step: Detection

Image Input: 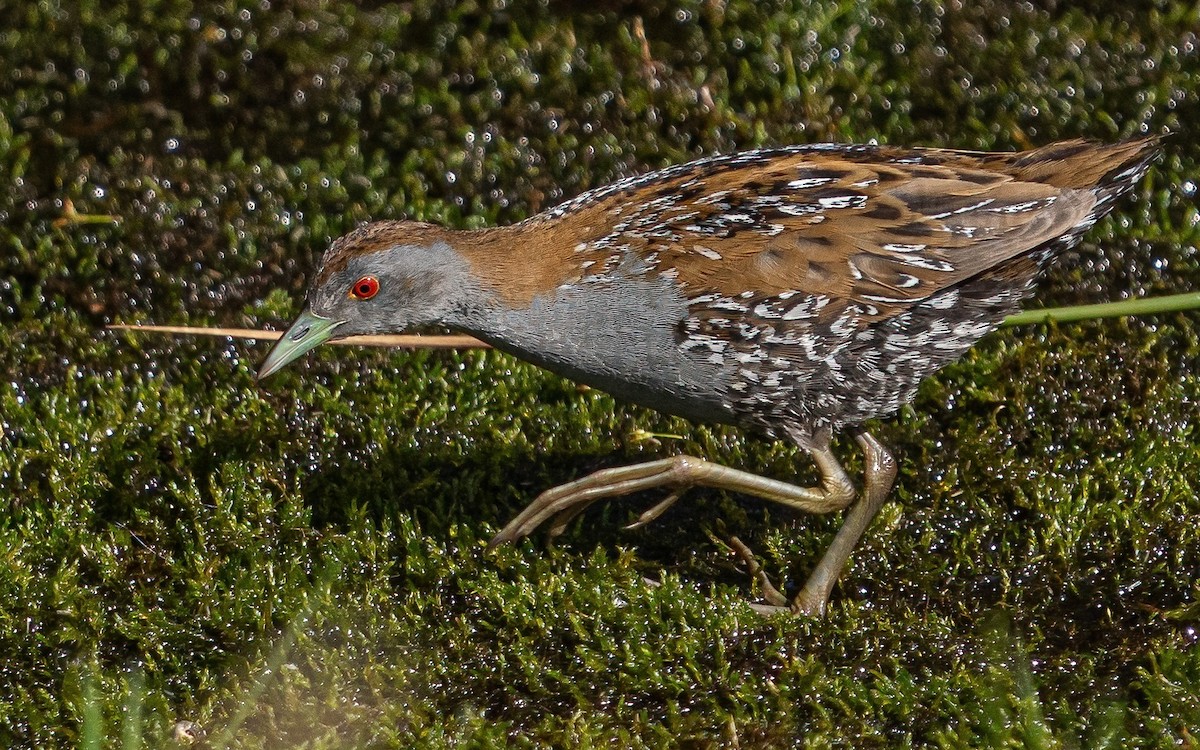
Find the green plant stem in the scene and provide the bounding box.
[1003,292,1200,327]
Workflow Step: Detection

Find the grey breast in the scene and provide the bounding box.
[477,270,741,426]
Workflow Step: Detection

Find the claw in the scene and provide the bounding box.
[728,535,789,607]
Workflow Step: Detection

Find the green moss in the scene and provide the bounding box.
[1,0,1198,746]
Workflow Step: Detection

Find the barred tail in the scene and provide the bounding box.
[1010,135,1163,209]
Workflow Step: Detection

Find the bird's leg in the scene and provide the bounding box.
[489,429,898,616]
[790,430,896,617]
[488,445,858,551]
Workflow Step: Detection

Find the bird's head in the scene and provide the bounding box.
[257,220,475,380]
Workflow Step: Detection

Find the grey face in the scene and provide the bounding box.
[257,240,478,380]
[308,250,437,337]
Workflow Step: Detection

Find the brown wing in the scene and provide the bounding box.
[588,151,1096,323]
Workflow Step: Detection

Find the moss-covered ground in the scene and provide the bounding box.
[2,1,1199,747]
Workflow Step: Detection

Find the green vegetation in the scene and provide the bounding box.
[1,0,1198,746]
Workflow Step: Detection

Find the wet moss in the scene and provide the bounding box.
[1,0,1198,747]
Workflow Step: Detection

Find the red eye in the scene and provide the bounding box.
[349,275,379,300]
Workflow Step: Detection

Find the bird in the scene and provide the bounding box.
[257,135,1161,616]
